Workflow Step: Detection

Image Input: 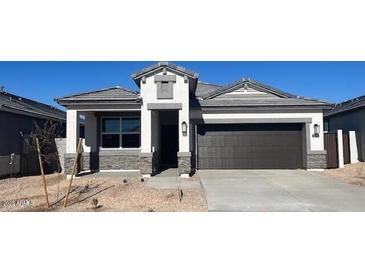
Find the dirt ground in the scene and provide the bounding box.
[0,173,208,212]
[322,162,365,186]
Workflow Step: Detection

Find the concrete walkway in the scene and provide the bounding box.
[198,170,365,212]
[146,168,201,189]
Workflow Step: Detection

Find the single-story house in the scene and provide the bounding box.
[324,95,365,161]
[56,62,331,177]
[0,87,66,177]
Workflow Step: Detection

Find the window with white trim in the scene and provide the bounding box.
[101,116,140,148]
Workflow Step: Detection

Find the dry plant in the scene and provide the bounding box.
[29,120,62,172]
[356,163,365,179]
[29,120,64,201]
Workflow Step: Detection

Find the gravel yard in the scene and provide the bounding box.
[0,173,207,212]
[322,162,365,186]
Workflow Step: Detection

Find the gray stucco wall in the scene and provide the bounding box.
[0,154,21,177]
[0,111,65,177]
[326,108,365,161]
[0,111,34,176]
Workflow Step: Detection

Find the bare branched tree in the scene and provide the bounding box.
[30,120,62,173]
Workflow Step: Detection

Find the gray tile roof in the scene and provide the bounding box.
[132,62,199,87]
[0,90,66,120]
[195,81,222,98]
[195,78,331,108]
[201,78,299,99]
[55,66,330,110]
[198,97,330,107]
[324,94,365,117]
[55,86,140,105]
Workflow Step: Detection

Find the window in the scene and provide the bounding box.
[101,116,140,148]
[161,81,169,96]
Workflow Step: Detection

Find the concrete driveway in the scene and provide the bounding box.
[198,170,365,211]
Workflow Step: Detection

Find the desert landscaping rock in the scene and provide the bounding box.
[322,162,365,186]
[0,173,207,212]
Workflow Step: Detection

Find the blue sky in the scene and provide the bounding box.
[0,61,364,109]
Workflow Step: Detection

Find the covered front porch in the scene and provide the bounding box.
[64,110,142,175]
[63,107,192,177]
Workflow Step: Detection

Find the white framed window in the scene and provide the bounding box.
[100,116,140,149]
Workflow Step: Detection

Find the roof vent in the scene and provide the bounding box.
[0,86,5,93]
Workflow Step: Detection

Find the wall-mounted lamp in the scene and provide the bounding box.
[182,121,188,136]
[313,124,320,137]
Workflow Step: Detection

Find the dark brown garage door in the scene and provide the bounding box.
[197,124,303,169]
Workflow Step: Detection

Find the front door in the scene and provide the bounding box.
[160,125,178,168]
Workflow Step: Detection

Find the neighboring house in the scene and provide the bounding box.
[56,62,331,177]
[324,95,365,161]
[0,88,66,177]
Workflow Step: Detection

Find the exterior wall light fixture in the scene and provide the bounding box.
[313,124,320,138]
[182,121,188,136]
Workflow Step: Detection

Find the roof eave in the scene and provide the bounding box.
[197,104,332,110]
[54,86,139,102]
[57,99,142,107]
[0,104,66,121]
[324,104,365,117]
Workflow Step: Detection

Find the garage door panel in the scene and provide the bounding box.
[197,123,303,169]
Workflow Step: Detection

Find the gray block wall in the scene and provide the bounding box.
[64,150,140,175]
[139,152,153,175]
[306,151,327,169]
[99,154,139,170]
[64,153,76,174]
[178,152,191,175]
[55,138,66,173]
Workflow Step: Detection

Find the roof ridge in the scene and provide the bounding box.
[132,62,199,81]
[245,78,296,98]
[202,78,330,105]
[335,94,365,108]
[324,94,365,117]
[246,78,332,104]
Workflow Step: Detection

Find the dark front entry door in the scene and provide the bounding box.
[160,125,178,168]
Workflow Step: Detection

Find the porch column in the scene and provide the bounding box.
[82,112,97,172]
[178,109,190,152]
[178,108,191,177]
[141,108,151,153]
[84,112,97,152]
[65,109,80,175]
[66,109,79,153]
[140,106,153,177]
